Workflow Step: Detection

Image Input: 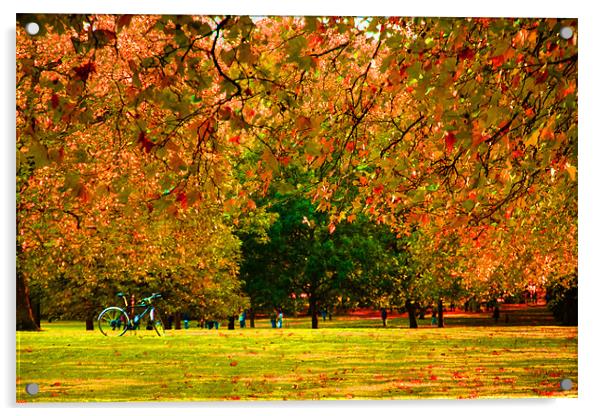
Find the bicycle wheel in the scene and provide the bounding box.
[151,308,165,336]
[98,307,130,337]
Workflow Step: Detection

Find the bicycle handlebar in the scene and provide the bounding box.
[115,292,162,305]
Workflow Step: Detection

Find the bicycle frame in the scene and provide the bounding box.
[128,304,158,329]
[98,293,165,336]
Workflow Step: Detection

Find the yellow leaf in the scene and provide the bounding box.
[565,164,577,181]
[525,130,539,147]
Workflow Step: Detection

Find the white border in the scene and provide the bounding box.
[3,1,600,416]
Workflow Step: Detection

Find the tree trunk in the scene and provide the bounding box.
[16,269,39,331]
[406,299,418,329]
[174,312,182,330]
[437,299,444,328]
[249,309,255,328]
[32,296,41,328]
[309,297,319,329]
[85,317,94,331]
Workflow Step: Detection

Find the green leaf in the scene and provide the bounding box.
[462,199,475,211]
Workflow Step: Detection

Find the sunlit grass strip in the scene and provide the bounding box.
[17,322,577,402]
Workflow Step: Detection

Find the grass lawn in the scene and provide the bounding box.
[16,306,577,402]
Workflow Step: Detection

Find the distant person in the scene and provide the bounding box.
[450,302,455,312]
[380,308,388,327]
[270,309,277,328]
[228,315,235,330]
[239,310,246,328]
[431,311,437,327]
[277,309,283,328]
[493,305,500,323]
[321,308,327,321]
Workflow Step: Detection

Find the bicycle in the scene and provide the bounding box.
[97,292,166,337]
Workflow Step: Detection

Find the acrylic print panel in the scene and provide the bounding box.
[16,14,577,402]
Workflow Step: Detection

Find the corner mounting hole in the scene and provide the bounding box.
[560,378,573,391]
[24,22,40,36]
[559,26,573,40]
[25,383,39,395]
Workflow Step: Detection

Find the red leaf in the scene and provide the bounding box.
[511,149,524,159]
[430,375,438,381]
[228,135,241,144]
[138,131,155,153]
[458,47,475,61]
[562,84,576,98]
[444,132,456,153]
[328,223,336,234]
[73,62,96,82]
[452,371,466,379]
[345,141,355,152]
[490,55,505,68]
[50,93,60,109]
[279,155,291,166]
[535,70,549,84]
[176,192,188,209]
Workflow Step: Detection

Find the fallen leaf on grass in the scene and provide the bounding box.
[230,361,238,367]
[532,389,555,397]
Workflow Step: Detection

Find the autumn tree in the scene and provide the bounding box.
[17,15,577,329]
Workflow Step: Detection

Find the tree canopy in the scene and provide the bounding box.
[16,15,577,329]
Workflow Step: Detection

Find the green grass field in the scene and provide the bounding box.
[16,306,577,402]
